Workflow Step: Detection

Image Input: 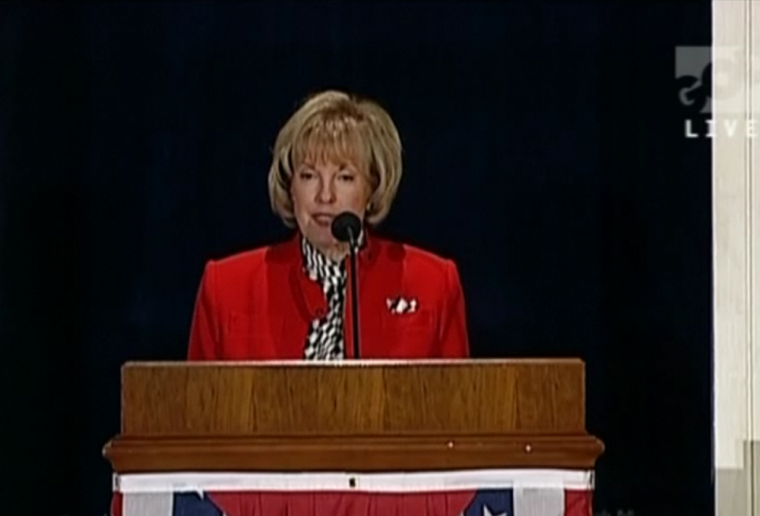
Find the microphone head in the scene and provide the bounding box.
[331,212,362,243]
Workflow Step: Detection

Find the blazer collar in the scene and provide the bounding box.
[283,227,379,268]
[286,227,380,322]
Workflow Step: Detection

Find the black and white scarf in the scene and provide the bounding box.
[301,237,348,360]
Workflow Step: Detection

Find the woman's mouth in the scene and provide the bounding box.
[312,214,334,227]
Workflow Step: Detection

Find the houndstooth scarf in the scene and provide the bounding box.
[301,237,347,360]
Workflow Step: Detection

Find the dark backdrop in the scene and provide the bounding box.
[0,1,713,515]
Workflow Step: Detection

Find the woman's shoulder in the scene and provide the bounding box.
[372,235,459,277]
[202,238,299,278]
[371,236,464,304]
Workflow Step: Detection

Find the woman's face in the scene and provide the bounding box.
[290,157,371,255]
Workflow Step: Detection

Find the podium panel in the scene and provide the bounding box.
[104,359,603,516]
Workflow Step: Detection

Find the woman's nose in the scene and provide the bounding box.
[317,180,336,203]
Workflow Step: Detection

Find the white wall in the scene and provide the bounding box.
[713,1,760,515]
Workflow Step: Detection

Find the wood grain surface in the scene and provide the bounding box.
[120,359,586,436]
[104,359,604,472]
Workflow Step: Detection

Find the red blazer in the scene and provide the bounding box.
[187,232,470,360]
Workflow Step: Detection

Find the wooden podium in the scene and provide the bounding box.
[104,358,602,471]
[103,358,603,515]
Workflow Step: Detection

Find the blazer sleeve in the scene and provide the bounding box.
[187,260,220,360]
[438,260,470,358]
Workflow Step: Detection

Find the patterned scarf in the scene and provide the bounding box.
[301,237,348,360]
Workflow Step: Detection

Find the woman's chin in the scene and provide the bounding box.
[304,231,335,250]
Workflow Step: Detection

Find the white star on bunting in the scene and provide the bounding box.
[483,503,509,516]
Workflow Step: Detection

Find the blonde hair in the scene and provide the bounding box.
[267,90,403,227]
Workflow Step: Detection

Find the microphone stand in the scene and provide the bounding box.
[347,228,361,360]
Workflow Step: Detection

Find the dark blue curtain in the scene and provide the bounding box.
[0,1,712,515]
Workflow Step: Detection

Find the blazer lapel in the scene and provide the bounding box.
[346,231,399,357]
[284,234,326,323]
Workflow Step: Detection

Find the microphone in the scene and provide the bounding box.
[331,212,362,248]
[331,212,362,360]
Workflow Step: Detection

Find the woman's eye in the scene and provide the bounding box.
[339,174,355,182]
[299,171,315,180]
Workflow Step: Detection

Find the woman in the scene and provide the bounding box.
[187,90,469,360]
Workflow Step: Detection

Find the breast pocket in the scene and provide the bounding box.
[382,309,438,358]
